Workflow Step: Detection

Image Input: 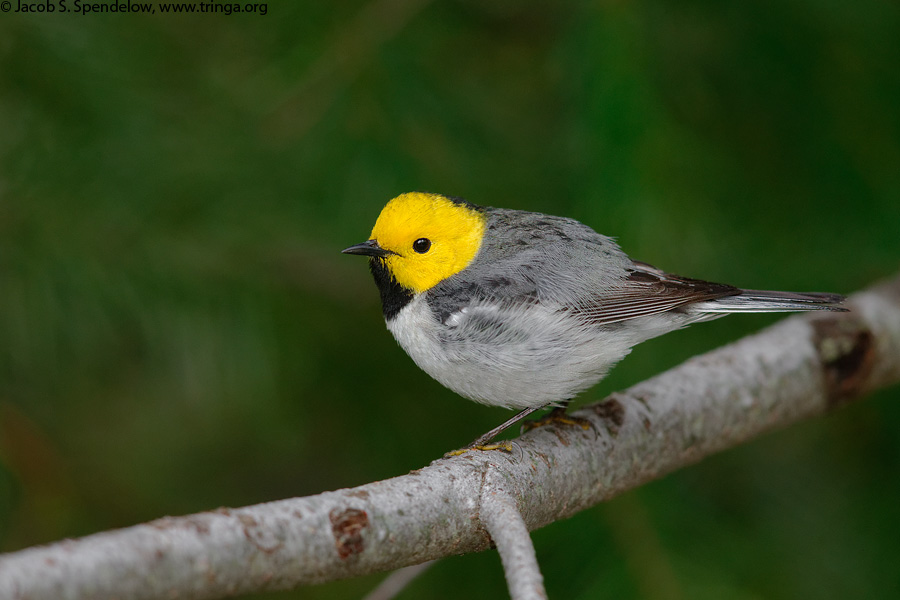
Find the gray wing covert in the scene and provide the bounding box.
[426,207,739,333]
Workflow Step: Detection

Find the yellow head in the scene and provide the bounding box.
[344,192,487,294]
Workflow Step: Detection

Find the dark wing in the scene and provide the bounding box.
[568,261,741,326]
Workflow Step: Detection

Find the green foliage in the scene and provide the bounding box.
[1,1,898,598]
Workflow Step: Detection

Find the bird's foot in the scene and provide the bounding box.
[444,441,514,458]
[521,406,592,434]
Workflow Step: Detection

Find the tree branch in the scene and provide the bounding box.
[1,273,898,600]
[480,472,547,600]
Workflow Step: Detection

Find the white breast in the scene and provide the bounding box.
[385,295,662,410]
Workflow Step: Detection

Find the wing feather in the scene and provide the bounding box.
[568,262,741,326]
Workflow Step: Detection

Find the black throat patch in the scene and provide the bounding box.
[369,258,414,321]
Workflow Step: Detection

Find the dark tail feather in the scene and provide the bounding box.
[697,289,848,313]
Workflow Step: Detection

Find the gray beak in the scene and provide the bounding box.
[341,239,395,258]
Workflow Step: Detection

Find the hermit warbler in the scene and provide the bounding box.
[343,192,846,447]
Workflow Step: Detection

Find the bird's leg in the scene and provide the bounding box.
[521,400,592,434]
[469,405,548,447]
[445,401,594,457]
[444,405,548,457]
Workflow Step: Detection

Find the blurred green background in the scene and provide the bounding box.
[1,1,899,598]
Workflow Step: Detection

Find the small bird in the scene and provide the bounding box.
[343,192,846,448]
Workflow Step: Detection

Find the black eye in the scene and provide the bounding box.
[412,238,431,253]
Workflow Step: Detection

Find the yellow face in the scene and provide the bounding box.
[369,192,487,293]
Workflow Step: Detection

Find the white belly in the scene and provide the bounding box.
[385,295,660,410]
